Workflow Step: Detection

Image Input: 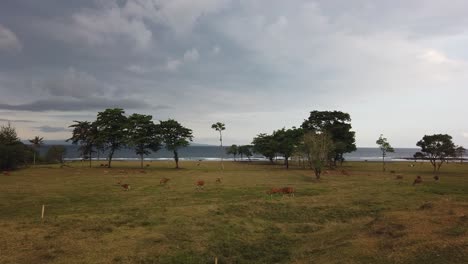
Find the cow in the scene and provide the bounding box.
[413,176,422,185]
[196,180,205,190]
[281,187,295,197]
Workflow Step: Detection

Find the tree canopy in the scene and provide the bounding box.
[376,134,395,172]
[95,108,128,168]
[127,113,162,168]
[159,119,193,168]
[302,111,356,166]
[416,134,456,174]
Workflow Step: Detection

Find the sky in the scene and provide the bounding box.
[1,0,468,147]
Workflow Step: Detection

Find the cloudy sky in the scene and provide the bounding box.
[1,0,468,147]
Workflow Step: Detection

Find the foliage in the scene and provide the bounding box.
[127,114,161,168]
[416,134,456,174]
[302,132,335,179]
[302,110,356,166]
[45,145,67,163]
[159,119,193,168]
[455,146,465,163]
[28,135,44,165]
[238,145,253,161]
[226,144,238,160]
[0,123,30,170]
[95,108,128,168]
[376,134,395,172]
[68,121,99,167]
[272,127,303,169]
[252,133,277,163]
[211,122,226,169]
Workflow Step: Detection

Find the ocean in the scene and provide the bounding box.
[38,145,433,162]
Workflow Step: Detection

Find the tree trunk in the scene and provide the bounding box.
[33,152,36,166]
[285,156,289,169]
[140,154,144,169]
[314,167,321,179]
[173,150,179,169]
[382,154,386,172]
[108,149,115,168]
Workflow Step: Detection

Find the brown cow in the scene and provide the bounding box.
[160,178,170,185]
[396,174,403,180]
[267,188,282,198]
[281,187,295,197]
[413,176,422,186]
[120,183,130,191]
[196,180,205,190]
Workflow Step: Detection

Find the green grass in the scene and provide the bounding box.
[0,160,467,263]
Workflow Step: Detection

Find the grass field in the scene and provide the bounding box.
[0,160,467,264]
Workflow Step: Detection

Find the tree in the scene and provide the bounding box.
[94,108,128,168]
[68,121,98,167]
[302,111,356,166]
[302,132,334,179]
[45,145,66,163]
[127,113,162,168]
[226,144,238,161]
[211,122,226,170]
[159,119,193,168]
[455,146,466,163]
[376,134,395,172]
[0,123,29,170]
[272,127,303,169]
[238,145,253,161]
[28,136,44,166]
[416,134,456,175]
[252,133,277,163]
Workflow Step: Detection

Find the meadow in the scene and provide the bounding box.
[0,160,467,264]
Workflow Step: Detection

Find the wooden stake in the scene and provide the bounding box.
[41,204,45,221]
[215,257,218,264]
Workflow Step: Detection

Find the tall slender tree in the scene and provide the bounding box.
[211,122,226,170]
[68,121,98,167]
[376,134,395,172]
[159,119,193,169]
[94,108,128,168]
[28,136,44,166]
[127,114,162,168]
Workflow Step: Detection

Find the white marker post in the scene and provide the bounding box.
[41,204,45,222]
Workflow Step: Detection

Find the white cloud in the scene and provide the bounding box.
[183,48,200,61]
[126,64,150,74]
[212,45,221,55]
[72,4,152,50]
[0,24,22,52]
[463,132,468,138]
[166,59,182,71]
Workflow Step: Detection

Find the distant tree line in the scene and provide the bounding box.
[226,110,357,179]
[68,108,193,168]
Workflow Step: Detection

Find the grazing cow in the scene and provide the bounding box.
[281,187,295,197]
[341,170,350,176]
[160,178,170,185]
[120,183,130,191]
[433,175,440,181]
[196,180,205,190]
[146,164,150,167]
[396,174,403,180]
[413,176,422,186]
[216,178,222,183]
[267,188,282,198]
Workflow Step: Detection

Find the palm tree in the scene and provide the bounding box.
[29,136,44,166]
[211,122,226,170]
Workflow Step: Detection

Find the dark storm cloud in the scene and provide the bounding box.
[0,118,34,123]
[0,97,160,112]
